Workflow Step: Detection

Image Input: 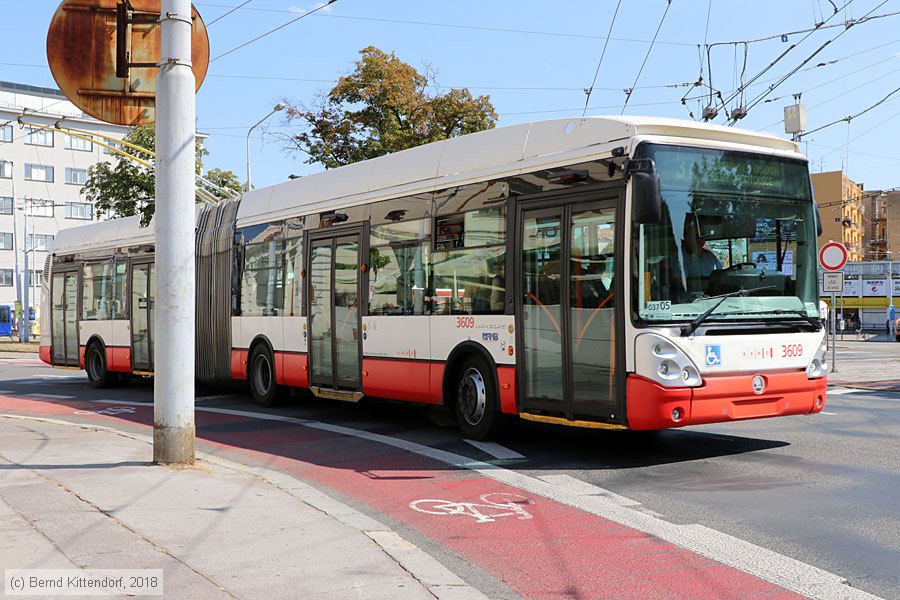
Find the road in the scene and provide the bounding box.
[0,345,897,600]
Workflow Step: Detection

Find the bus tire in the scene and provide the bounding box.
[249,345,280,407]
[454,354,502,441]
[85,343,115,389]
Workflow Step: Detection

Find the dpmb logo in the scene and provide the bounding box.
[705,345,722,367]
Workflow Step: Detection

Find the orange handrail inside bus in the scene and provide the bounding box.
[526,292,562,336]
[575,292,614,352]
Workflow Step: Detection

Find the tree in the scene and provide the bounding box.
[285,46,498,169]
[81,125,234,226]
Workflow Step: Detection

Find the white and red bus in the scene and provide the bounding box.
[40,116,828,439]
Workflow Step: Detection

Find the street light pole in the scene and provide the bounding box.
[22,199,29,343]
[245,103,285,191]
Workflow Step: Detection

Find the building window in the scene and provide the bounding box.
[0,197,12,215]
[0,125,11,143]
[24,127,54,147]
[29,199,55,218]
[103,140,124,155]
[0,233,13,250]
[0,161,10,179]
[26,234,54,252]
[65,167,88,185]
[24,164,54,183]
[26,270,43,288]
[65,202,92,220]
[0,270,13,287]
[64,134,93,152]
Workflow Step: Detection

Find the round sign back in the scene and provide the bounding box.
[47,0,209,126]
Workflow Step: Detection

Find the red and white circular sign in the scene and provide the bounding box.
[819,241,848,271]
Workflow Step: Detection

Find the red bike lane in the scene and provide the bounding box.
[0,394,806,600]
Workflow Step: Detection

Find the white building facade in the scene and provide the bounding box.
[0,80,130,323]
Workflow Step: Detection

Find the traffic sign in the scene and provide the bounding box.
[823,271,844,293]
[46,0,209,126]
[819,241,848,271]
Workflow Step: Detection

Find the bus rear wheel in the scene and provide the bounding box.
[249,345,281,407]
[86,343,114,389]
[454,355,502,441]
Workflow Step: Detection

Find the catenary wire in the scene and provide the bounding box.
[210,0,338,63]
[621,0,672,114]
[206,0,253,27]
[582,0,623,118]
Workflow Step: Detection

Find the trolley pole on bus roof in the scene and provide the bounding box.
[153,0,196,464]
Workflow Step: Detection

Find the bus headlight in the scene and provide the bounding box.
[806,336,829,379]
[636,333,702,388]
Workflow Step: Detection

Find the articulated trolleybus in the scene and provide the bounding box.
[41,116,827,439]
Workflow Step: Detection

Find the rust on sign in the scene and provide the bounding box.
[47,0,209,126]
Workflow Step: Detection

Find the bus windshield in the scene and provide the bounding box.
[633,143,819,325]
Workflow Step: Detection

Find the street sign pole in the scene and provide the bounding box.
[830,293,837,373]
[153,0,196,465]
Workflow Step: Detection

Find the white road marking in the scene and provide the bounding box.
[0,390,12,394]
[820,412,838,416]
[826,387,859,395]
[195,394,241,403]
[89,399,883,600]
[25,393,75,400]
[463,440,525,460]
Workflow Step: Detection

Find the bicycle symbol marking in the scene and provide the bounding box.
[409,493,534,524]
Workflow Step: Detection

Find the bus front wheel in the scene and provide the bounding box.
[86,343,114,389]
[454,355,501,441]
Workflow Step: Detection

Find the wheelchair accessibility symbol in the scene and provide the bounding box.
[705,345,722,367]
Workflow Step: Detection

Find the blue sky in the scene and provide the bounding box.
[5,1,900,191]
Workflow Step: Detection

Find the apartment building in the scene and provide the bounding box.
[811,170,866,262]
[0,80,129,316]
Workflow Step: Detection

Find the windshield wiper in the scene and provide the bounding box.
[680,289,750,337]
[679,286,775,337]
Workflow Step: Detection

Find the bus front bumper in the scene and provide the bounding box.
[625,371,827,430]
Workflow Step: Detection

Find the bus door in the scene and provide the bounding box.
[516,197,622,423]
[51,268,81,367]
[130,260,155,374]
[306,227,366,398]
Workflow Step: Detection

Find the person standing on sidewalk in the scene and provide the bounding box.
[893,317,900,342]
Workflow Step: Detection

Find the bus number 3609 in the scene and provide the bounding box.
[456,316,475,328]
[781,344,803,357]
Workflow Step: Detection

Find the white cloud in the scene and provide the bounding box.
[288,2,333,14]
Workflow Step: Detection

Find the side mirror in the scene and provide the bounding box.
[813,201,823,236]
[632,170,661,224]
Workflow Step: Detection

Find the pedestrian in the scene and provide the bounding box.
[887,319,892,337]
[894,317,900,343]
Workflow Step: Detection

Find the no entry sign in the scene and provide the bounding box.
[819,242,848,271]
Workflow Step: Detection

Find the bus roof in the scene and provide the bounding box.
[51,116,801,255]
[237,115,801,225]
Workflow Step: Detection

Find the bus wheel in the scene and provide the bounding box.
[86,343,114,389]
[249,345,280,407]
[454,355,501,441]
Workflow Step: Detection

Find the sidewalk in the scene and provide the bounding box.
[0,416,484,600]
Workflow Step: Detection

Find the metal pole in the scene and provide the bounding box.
[245,103,284,191]
[830,293,837,373]
[22,201,29,343]
[154,0,196,465]
[10,167,23,343]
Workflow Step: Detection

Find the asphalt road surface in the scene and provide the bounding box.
[1,350,897,600]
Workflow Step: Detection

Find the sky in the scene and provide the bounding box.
[5,1,900,192]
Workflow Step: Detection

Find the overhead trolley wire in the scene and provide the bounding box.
[734,0,889,124]
[206,0,253,27]
[621,0,672,115]
[581,0,623,118]
[210,0,338,63]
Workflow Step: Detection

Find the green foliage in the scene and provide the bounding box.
[205,168,244,196]
[285,46,498,169]
[81,125,228,226]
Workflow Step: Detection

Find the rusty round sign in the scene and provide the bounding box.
[47,0,209,126]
